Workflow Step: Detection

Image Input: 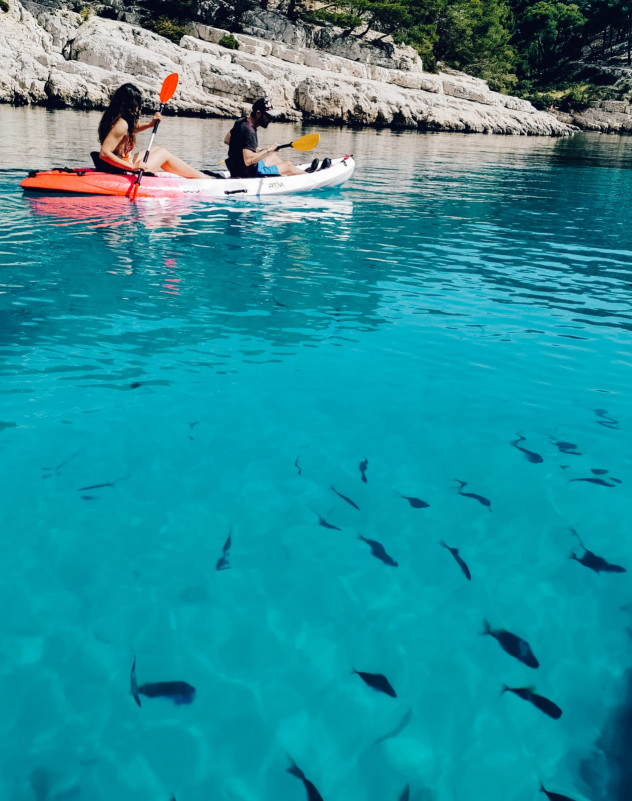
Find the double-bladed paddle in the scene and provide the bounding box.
[219,132,320,165]
[275,132,320,152]
[130,73,179,201]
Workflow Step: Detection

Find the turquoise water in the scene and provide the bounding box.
[1,108,631,801]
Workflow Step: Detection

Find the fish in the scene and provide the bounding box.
[439,541,471,580]
[569,528,626,574]
[77,474,129,492]
[539,781,578,801]
[286,759,324,801]
[399,785,410,801]
[358,535,398,567]
[331,485,360,510]
[501,685,562,719]
[42,450,80,478]
[129,381,142,389]
[570,476,619,487]
[316,513,341,531]
[401,495,430,509]
[594,408,619,429]
[511,434,543,464]
[215,529,232,571]
[130,658,195,708]
[455,480,491,510]
[374,707,412,745]
[295,456,302,476]
[550,438,581,455]
[353,669,397,698]
[188,421,199,440]
[482,619,539,668]
[359,457,368,483]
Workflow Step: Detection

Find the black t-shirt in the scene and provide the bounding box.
[226,117,259,178]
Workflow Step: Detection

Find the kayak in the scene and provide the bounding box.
[21,156,355,198]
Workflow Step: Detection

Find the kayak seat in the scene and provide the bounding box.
[89,151,154,177]
[201,170,225,179]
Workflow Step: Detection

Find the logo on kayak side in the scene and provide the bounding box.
[266,181,285,190]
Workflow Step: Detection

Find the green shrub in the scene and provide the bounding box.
[0,0,9,13]
[558,85,591,112]
[219,33,239,50]
[143,15,189,43]
[78,6,91,22]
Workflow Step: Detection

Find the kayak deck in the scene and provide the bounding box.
[20,156,355,198]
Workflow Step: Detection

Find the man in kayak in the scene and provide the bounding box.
[224,98,329,178]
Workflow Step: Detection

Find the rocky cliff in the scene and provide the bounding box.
[0,0,574,135]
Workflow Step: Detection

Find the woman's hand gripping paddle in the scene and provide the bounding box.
[219,132,319,166]
[130,73,179,201]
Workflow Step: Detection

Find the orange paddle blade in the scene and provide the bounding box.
[291,133,320,152]
[160,73,179,104]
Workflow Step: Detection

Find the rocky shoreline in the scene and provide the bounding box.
[0,0,575,136]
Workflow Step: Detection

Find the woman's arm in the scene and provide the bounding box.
[224,131,231,145]
[135,112,162,133]
[99,118,138,170]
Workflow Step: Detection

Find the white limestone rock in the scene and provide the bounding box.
[0,0,574,137]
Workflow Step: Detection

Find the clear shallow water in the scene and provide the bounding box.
[1,107,631,801]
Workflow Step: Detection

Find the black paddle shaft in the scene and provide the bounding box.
[131,103,165,196]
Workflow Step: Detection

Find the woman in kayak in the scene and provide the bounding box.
[97,83,205,178]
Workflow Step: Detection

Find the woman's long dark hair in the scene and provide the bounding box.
[98,83,142,148]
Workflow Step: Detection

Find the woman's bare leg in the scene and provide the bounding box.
[140,147,205,178]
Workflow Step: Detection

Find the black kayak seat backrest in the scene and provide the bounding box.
[90,151,154,176]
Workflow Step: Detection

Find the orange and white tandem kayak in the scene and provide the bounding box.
[21,156,355,199]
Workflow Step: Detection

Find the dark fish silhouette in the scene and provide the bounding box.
[399,784,410,801]
[42,450,79,478]
[482,620,539,668]
[188,421,199,440]
[439,541,471,580]
[130,658,195,708]
[287,759,324,801]
[550,438,581,455]
[569,528,626,574]
[78,474,129,492]
[570,472,620,487]
[358,535,398,567]
[359,457,368,483]
[501,685,562,719]
[594,408,618,429]
[455,480,491,510]
[401,495,429,509]
[316,513,341,531]
[294,456,302,476]
[130,381,142,389]
[374,707,412,745]
[540,781,577,801]
[353,670,397,698]
[331,485,360,510]
[511,435,543,464]
[215,529,232,571]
